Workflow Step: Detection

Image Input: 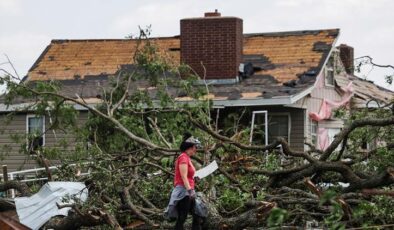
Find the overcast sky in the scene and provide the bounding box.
[1,0,393,91]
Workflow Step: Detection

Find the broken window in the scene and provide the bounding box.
[327,128,341,150]
[27,115,45,154]
[311,120,318,147]
[325,57,335,86]
[268,114,290,144]
[361,137,376,151]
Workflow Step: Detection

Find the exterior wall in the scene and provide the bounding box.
[0,111,88,172]
[218,106,305,151]
[299,58,347,148]
[0,114,37,172]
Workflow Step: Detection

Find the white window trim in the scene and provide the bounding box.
[325,67,335,87]
[26,114,46,147]
[310,120,318,147]
[327,128,341,151]
[249,110,268,146]
[268,113,291,145]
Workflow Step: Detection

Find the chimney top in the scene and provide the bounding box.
[338,44,354,75]
[180,11,243,80]
[204,9,221,17]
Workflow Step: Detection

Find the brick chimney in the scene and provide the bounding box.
[180,10,243,81]
[338,44,354,75]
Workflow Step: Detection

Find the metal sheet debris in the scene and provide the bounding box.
[14,182,88,230]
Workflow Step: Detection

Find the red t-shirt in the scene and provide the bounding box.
[174,153,195,189]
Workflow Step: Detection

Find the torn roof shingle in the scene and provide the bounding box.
[27,29,339,83]
[21,29,340,102]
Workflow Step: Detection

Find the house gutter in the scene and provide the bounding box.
[211,96,292,107]
[0,102,92,112]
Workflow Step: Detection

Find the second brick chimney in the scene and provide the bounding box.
[180,11,243,81]
[338,44,354,75]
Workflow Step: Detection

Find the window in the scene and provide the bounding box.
[325,57,335,86]
[26,115,45,153]
[310,120,318,147]
[327,128,341,150]
[249,111,268,146]
[361,137,376,151]
[268,114,290,144]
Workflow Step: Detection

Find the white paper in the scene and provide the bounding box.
[194,160,218,179]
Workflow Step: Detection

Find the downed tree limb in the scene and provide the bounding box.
[120,184,157,227]
[38,154,53,181]
[0,181,31,196]
[362,189,394,197]
[134,197,276,230]
[304,178,352,220]
[320,117,394,161]
[44,209,105,230]
[343,167,394,193]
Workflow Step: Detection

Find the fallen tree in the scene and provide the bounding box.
[0,36,393,229]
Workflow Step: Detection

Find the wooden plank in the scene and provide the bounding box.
[0,213,30,230]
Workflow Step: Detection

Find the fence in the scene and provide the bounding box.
[1,164,90,198]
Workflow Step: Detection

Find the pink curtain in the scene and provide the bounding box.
[309,82,354,121]
[310,76,354,150]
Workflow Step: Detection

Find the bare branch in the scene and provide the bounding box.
[2,54,21,80]
[355,56,394,70]
[121,184,157,227]
[320,116,394,161]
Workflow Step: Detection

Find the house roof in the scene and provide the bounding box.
[335,73,394,107]
[15,29,340,105]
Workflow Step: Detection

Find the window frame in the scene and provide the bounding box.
[327,127,342,151]
[361,137,376,151]
[268,113,291,144]
[249,110,268,146]
[325,57,335,87]
[26,115,46,152]
[310,120,318,147]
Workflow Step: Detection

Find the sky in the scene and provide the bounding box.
[0,0,393,92]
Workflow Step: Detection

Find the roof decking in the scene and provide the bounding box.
[28,29,338,83]
[22,29,340,103]
[335,73,394,107]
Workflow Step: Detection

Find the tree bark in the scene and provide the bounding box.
[0,181,31,196]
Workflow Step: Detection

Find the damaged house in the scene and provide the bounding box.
[0,11,393,172]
